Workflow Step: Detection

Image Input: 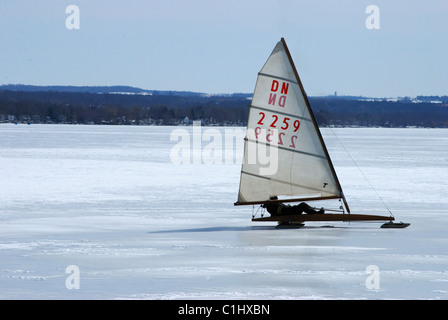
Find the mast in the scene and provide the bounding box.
[279,38,351,213]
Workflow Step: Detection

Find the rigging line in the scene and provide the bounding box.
[252,204,264,219]
[328,128,394,218]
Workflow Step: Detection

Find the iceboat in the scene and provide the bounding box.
[234,38,409,229]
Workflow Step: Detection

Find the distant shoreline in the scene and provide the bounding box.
[1,122,444,129]
[1,85,447,128]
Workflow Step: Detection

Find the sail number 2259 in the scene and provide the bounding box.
[255,112,300,148]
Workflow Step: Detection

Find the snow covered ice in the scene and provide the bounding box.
[1,124,448,299]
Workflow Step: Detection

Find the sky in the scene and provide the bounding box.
[0,0,447,97]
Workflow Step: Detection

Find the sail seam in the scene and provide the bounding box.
[245,138,327,160]
[249,105,313,122]
[241,170,271,181]
[258,72,298,85]
[241,170,334,195]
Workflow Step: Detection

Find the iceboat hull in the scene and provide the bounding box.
[252,213,393,223]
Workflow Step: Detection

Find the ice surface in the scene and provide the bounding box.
[1,124,447,299]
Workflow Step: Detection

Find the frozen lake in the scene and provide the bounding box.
[1,124,447,299]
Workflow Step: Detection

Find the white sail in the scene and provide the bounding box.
[236,38,349,211]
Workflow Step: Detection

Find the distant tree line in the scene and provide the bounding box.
[0,90,250,125]
[310,97,448,128]
[0,88,447,127]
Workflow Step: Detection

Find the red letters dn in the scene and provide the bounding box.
[268,80,288,107]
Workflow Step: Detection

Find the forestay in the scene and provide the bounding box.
[236,38,349,212]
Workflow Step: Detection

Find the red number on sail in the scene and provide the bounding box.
[257,112,265,125]
[290,135,298,148]
[270,115,278,128]
[293,120,300,132]
[254,127,261,139]
[266,129,273,142]
[278,132,285,145]
[281,117,290,130]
